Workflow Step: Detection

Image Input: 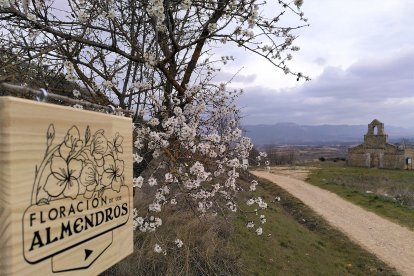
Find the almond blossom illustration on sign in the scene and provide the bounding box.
[31,124,125,205]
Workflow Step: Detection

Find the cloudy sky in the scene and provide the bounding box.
[221,0,414,128]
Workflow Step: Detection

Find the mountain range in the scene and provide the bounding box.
[242,122,414,146]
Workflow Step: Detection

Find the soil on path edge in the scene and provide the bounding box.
[252,170,414,276]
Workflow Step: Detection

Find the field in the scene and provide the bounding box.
[306,161,414,230]
[102,172,397,275]
[259,144,348,164]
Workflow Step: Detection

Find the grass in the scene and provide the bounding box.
[232,175,398,275]
[102,171,398,275]
[102,211,242,276]
[306,161,414,230]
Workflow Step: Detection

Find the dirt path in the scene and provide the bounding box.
[252,170,414,276]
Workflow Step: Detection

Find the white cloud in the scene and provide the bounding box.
[231,0,414,128]
[237,50,414,128]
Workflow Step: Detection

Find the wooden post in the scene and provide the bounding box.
[0,97,133,275]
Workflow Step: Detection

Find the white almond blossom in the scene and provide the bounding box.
[133,153,143,164]
[154,244,162,253]
[175,239,183,248]
[133,176,144,188]
[148,177,158,187]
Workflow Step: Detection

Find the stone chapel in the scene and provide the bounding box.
[347,119,412,169]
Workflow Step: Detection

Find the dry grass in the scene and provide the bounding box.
[101,197,241,276]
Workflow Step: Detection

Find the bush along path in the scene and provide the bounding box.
[252,170,414,276]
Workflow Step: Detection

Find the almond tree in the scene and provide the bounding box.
[0,0,308,249]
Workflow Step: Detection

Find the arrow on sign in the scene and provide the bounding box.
[84,249,93,261]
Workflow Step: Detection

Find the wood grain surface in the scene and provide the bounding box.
[0,97,133,275]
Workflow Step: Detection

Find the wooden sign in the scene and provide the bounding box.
[0,97,133,275]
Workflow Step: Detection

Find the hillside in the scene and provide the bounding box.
[103,173,397,275]
[242,122,414,146]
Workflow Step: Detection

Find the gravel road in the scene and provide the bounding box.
[252,170,414,276]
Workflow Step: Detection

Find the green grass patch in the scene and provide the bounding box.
[306,161,414,230]
[232,176,398,275]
